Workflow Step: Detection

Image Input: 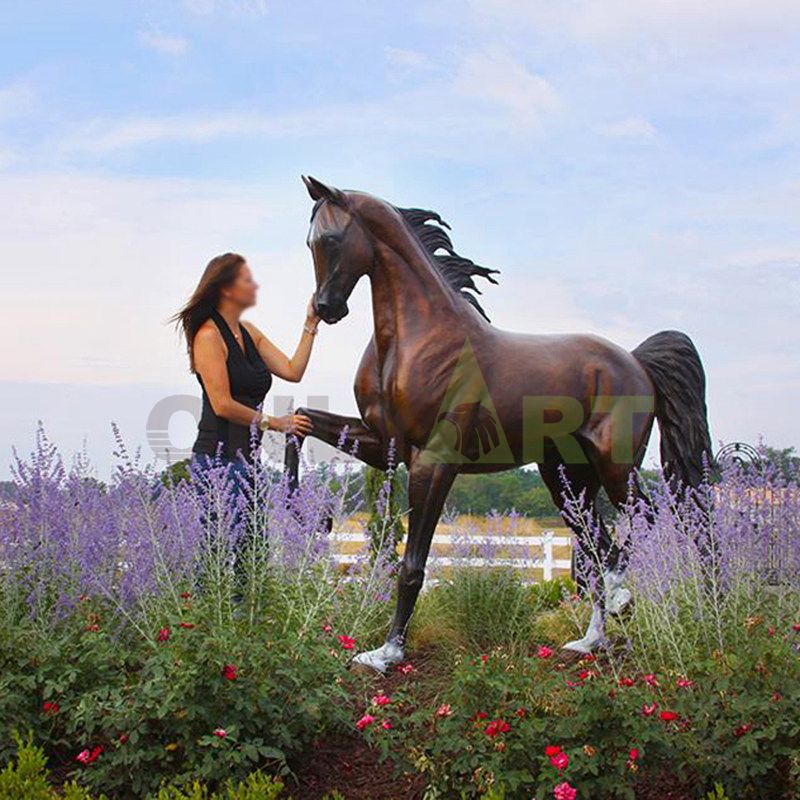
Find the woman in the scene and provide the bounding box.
[173,252,316,473]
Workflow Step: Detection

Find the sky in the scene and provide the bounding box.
[0,0,798,479]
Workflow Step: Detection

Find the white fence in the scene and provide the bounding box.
[328,531,572,581]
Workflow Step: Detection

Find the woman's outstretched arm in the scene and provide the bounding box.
[194,324,312,434]
[245,297,319,383]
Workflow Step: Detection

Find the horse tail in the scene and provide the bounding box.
[632,330,712,488]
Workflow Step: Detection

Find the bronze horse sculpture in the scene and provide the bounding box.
[285,175,712,672]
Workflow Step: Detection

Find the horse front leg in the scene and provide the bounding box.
[283,407,394,538]
[352,457,458,673]
[283,407,393,491]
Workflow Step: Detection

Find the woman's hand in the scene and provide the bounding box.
[271,413,313,436]
[306,295,320,329]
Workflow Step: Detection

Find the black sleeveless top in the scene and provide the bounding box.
[192,311,272,460]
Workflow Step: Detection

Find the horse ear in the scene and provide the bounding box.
[302,175,345,205]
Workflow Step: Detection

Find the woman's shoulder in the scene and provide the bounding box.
[194,319,226,350]
[241,319,263,342]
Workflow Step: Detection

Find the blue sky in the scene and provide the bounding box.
[1,0,798,478]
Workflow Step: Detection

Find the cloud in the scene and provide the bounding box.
[182,0,269,16]
[595,117,656,139]
[57,52,561,155]
[452,49,560,130]
[0,146,16,169]
[0,80,35,119]
[384,47,431,70]
[138,29,189,56]
[469,0,800,55]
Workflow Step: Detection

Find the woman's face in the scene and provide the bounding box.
[221,262,259,308]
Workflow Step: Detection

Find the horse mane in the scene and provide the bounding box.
[396,207,500,321]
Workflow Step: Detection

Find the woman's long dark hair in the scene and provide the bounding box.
[172,252,245,372]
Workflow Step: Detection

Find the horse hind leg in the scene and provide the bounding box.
[580,424,656,617]
[538,460,613,654]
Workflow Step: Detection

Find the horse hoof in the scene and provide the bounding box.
[351,641,404,674]
[604,570,633,617]
[562,637,596,655]
[607,586,633,617]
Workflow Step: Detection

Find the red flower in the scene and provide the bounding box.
[84,624,100,632]
[480,654,489,663]
[372,694,391,706]
[213,728,227,738]
[660,711,679,722]
[618,677,635,687]
[792,623,800,632]
[537,645,554,659]
[545,745,563,757]
[550,752,569,770]
[734,723,752,738]
[473,711,489,721]
[554,782,577,800]
[338,634,356,650]
[767,626,776,637]
[629,748,640,761]
[515,707,527,718]
[676,678,694,689]
[356,714,375,731]
[322,623,333,633]
[381,720,392,730]
[179,621,196,629]
[157,627,171,643]
[484,719,510,738]
[772,691,782,702]
[179,591,192,599]
[118,734,128,745]
[578,669,594,681]
[222,664,238,681]
[641,703,658,717]
[396,662,414,675]
[642,673,659,687]
[43,701,59,715]
[76,746,102,766]
[436,704,453,717]
[581,653,597,663]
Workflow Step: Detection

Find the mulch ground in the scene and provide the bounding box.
[289,732,426,800]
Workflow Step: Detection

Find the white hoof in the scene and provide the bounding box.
[562,636,598,654]
[605,569,632,616]
[351,641,404,674]
[563,604,606,653]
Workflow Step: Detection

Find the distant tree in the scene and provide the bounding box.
[0,481,16,500]
[445,469,560,518]
[762,446,800,479]
[161,459,192,487]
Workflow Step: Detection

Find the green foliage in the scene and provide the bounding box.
[364,465,406,559]
[0,733,96,800]
[412,574,575,656]
[161,459,192,487]
[367,614,800,800]
[447,470,559,518]
[0,577,379,798]
[154,772,286,799]
[704,785,733,800]
[0,734,288,799]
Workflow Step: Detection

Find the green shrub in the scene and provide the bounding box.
[412,574,575,656]
[0,732,96,800]
[0,578,377,797]
[365,615,800,799]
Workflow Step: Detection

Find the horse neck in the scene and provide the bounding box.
[368,236,467,352]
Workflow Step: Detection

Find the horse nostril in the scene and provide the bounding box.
[315,300,329,318]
